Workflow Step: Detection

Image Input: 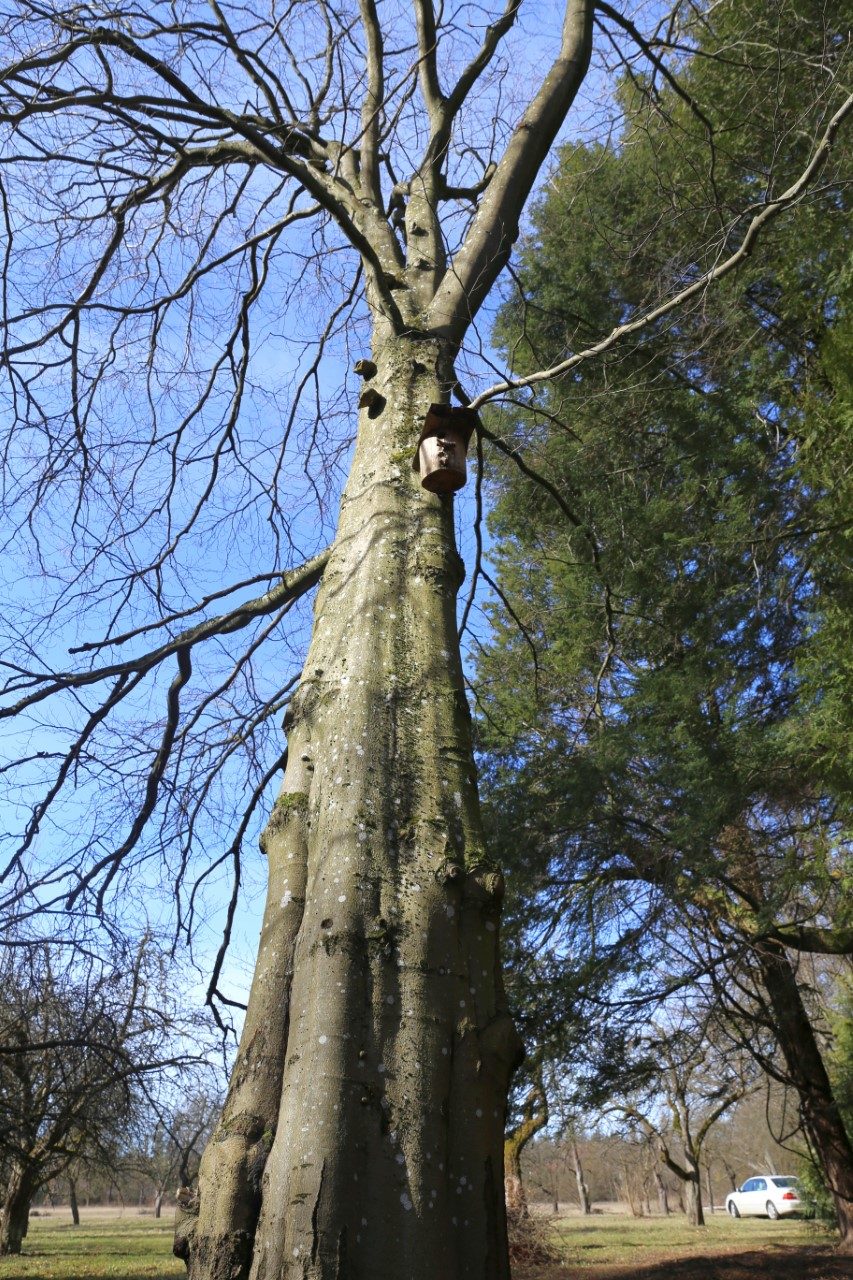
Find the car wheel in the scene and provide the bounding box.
[766,1202,779,1220]
[728,1201,740,1218]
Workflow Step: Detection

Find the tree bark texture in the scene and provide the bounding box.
[0,1163,32,1256]
[758,942,853,1252]
[683,1173,704,1228]
[69,1177,80,1226]
[503,1084,548,1220]
[502,1163,526,1221]
[180,335,521,1279]
[571,1136,591,1215]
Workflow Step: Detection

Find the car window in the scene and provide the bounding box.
[741,1179,755,1192]
[770,1177,799,1189]
[755,1179,766,1190]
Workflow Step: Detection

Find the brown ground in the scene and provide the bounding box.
[518,1243,852,1280]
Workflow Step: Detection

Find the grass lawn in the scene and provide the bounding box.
[1,1207,844,1280]
[0,1212,183,1280]
[516,1209,847,1279]
[553,1209,829,1266]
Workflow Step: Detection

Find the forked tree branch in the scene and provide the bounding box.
[2,20,410,332]
[428,0,593,341]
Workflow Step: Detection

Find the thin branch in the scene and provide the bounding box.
[68,645,194,911]
[469,91,853,408]
[0,547,332,715]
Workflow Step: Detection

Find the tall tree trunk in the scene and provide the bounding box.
[154,1190,164,1220]
[69,1176,80,1226]
[571,1136,591,1215]
[653,1168,669,1216]
[683,1172,704,1227]
[757,941,853,1252]
[504,1083,548,1220]
[0,1163,33,1256]
[705,1163,714,1215]
[180,333,521,1280]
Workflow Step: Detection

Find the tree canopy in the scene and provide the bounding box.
[476,0,853,1231]
[0,935,196,1253]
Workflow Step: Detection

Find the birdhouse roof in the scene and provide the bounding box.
[415,403,478,451]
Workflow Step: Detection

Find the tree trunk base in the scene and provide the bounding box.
[0,1199,30,1256]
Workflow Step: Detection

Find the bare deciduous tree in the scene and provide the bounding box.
[134,1090,220,1219]
[0,937,192,1254]
[615,1016,757,1228]
[0,1,849,1275]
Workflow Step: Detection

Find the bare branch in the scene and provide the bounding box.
[0,548,331,716]
[428,0,593,341]
[469,90,853,408]
[357,0,386,207]
[412,0,443,124]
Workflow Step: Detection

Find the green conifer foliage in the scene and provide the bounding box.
[477,0,853,1238]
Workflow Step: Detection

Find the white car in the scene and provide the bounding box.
[725,1175,803,1219]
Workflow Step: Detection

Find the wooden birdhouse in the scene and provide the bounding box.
[414,404,477,493]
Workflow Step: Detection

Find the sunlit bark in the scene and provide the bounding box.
[180,331,522,1278]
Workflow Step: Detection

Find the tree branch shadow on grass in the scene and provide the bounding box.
[514,1244,850,1280]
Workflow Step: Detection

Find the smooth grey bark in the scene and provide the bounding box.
[180,333,523,1280]
[169,4,593,1275]
[175,771,308,1273]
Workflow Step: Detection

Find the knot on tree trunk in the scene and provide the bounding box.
[173,1189,200,1261]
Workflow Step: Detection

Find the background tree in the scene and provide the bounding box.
[0,936,193,1254]
[796,968,853,1219]
[705,1085,804,1195]
[0,0,850,1275]
[134,1088,221,1220]
[504,1067,549,1218]
[518,1111,592,1216]
[614,1016,756,1226]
